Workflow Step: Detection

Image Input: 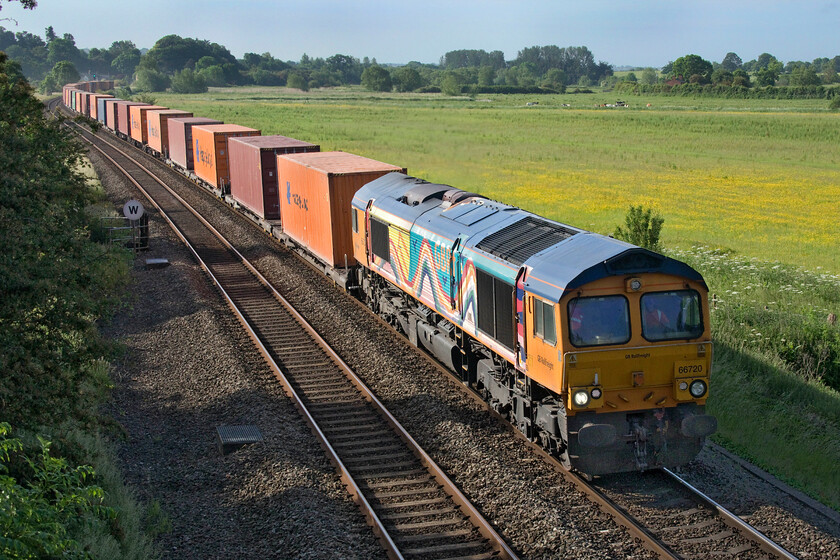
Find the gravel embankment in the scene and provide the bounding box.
[92,134,839,559]
[94,149,384,560]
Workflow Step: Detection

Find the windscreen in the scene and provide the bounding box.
[567,296,631,347]
[641,290,704,341]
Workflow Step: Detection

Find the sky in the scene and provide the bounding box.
[2,0,839,67]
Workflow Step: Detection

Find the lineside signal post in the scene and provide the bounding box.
[117,199,149,251]
[123,199,145,221]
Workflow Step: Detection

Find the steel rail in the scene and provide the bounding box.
[69,121,517,560]
[664,468,800,560]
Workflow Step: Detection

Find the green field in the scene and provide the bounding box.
[155,87,840,274]
[151,87,840,508]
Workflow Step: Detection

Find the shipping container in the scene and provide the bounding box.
[90,80,114,92]
[81,92,91,116]
[229,136,320,220]
[116,101,147,137]
[167,117,223,170]
[129,104,167,144]
[146,109,192,156]
[89,94,113,121]
[103,98,123,130]
[98,97,117,126]
[277,152,406,267]
[192,124,261,190]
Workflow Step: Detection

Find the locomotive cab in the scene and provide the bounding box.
[559,275,714,474]
[523,248,716,475]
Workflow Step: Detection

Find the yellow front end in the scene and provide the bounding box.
[564,342,712,414]
[530,273,717,474]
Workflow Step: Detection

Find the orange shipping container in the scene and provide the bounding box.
[89,94,113,121]
[167,117,222,170]
[147,110,192,156]
[277,152,406,267]
[104,98,123,131]
[129,105,167,144]
[192,124,261,190]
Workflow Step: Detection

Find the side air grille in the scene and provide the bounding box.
[476,268,515,351]
[476,216,577,266]
[370,217,390,263]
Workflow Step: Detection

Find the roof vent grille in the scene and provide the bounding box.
[476,216,577,266]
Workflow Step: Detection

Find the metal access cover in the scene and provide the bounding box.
[145,258,170,270]
[216,425,263,455]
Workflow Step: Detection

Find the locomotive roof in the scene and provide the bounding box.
[356,173,706,302]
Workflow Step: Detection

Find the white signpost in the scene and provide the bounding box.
[123,199,145,220]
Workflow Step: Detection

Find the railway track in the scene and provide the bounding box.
[52,99,831,559]
[63,114,517,560]
[420,346,805,559]
[586,469,800,559]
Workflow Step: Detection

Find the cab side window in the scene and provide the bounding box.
[533,297,557,345]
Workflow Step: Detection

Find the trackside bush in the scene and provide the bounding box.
[613,205,664,252]
[0,423,115,560]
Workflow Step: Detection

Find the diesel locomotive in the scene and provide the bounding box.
[62,82,716,475]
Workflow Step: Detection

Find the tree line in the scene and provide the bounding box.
[1,27,615,93]
[1,25,839,96]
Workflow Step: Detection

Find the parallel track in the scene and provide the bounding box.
[63,111,516,560]
[54,98,822,559]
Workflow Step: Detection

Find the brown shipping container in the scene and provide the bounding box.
[277,152,406,267]
[147,110,193,156]
[89,94,113,121]
[167,117,223,170]
[104,98,122,131]
[228,136,320,220]
[116,102,147,136]
[192,124,261,189]
[129,105,167,144]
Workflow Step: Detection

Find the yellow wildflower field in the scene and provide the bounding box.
[156,91,840,273]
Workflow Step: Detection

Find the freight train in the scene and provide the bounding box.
[62,81,717,475]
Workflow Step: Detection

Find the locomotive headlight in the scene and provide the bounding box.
[573,390,590,407]
[689,379,708,398]
[626,277,643,292]
[590,387,602,400]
